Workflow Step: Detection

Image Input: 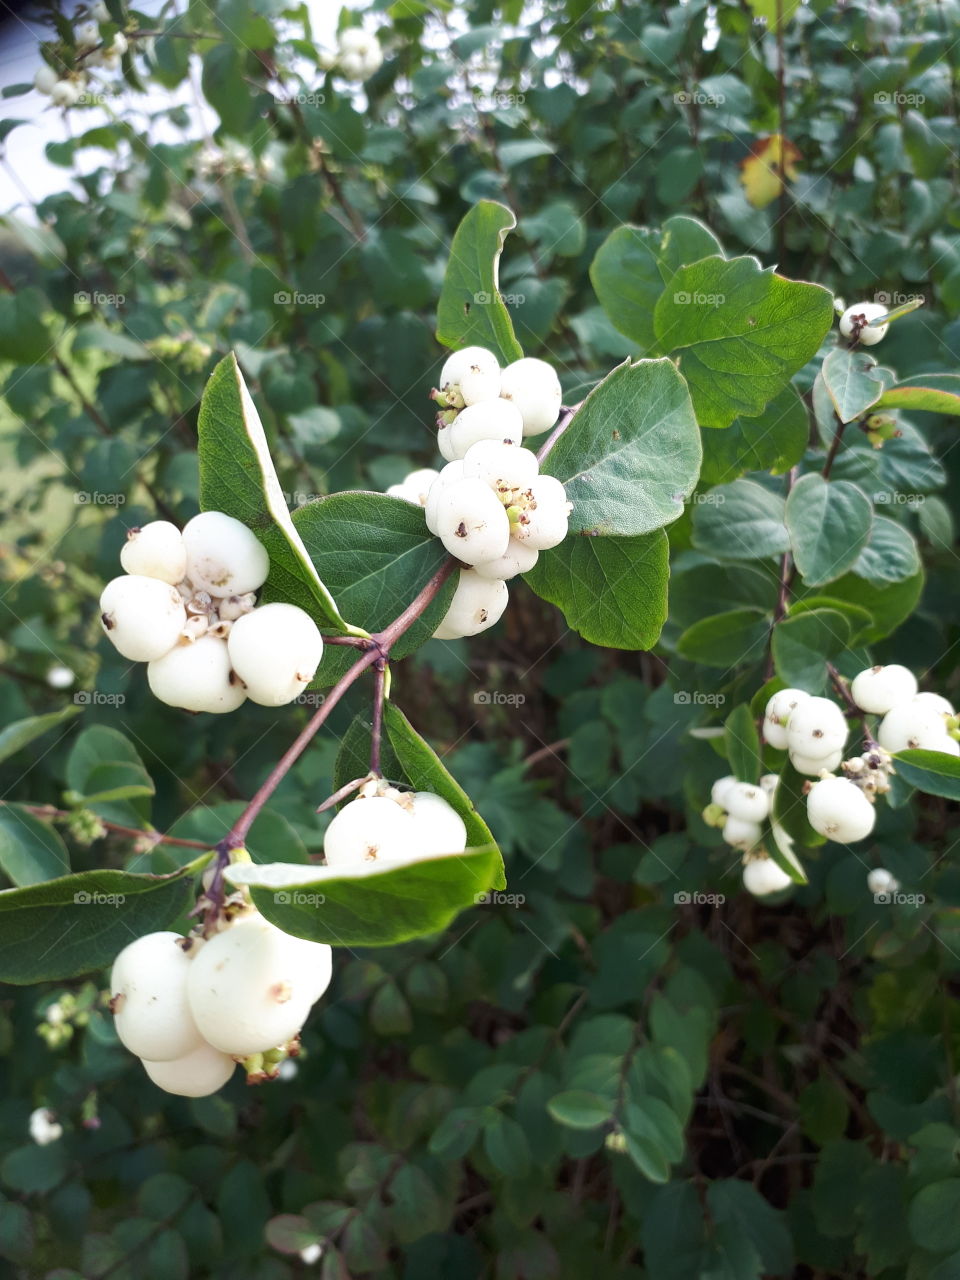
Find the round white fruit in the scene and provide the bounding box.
[472,539,539,581]
[438,347,500,409]
[511,476,570,551]
[187,914,332,1056]
[850,664,918,715]
[763,688,810,749]
[182,511,270,598]
[110,932,204,1062]
[424,461,465,535]
[324,794,418,868]
[119,520,188,584]
[877,702,955,753]
[462,440,539,493]
[789,748,844,777]
[408,792,468,856]
[33,64,58,94]
[806,776,876,842]
[147,634,247,714]
[867,867,899,897]
[785,696,848,759]
[913,691,955,716]
[100,574,187,662]
[447,400,524,459]
[760,773,779,794]
[723,816,762,849]
[434,478,511,566]
[499,358,562,436]
[839,301,889,346]
[142,1041,237,1097]
[433,569,508,639]
[743,857,793,897]
[711,775,737,809]
[50,80,81,108]
[387,467,439,506]
[227,603,324,707]
[725,782,770,823]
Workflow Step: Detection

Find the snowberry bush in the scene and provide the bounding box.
[3,0,960,1274]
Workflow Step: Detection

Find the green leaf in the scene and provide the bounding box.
[589,216,723,352]
[483,1113,531,1177]
[524,529,668,649]
[699,385,809,486]
[773,761,826,848]
[785,473,873,587]
[892,749,960,801]
[725,704,762,783]
[771,608,851,692]
[540,358,701,536]
[0,705,82,767]
[287,493,455,687]
[876,374,960,417]
[435,200,524,365]
[428,1107,484,1159]
[691,479,790,561]
[0,805,70,886]
[706,1180,794,1276]
[0,288,50,364]
[854,516,921,585]
[676,608,771,667]
[746,0,801,30]
[547,1090,615,1130]
[821,347,885,424]
[0,868,196,983]
[808,569,923,644]
[653,256,834,428]
[198,354,350,634]
[908,1179,960,1253]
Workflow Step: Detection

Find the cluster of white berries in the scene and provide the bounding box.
[850,664,959,755]
[99,512,324,712]
[33,5,129,108]
[707,774,802,897]
[323,781,467,866]
[838,300,889,346]
[386,467,439,507]
[424,347,569,641]
[110,912,332,1097]
[319,28,383,81]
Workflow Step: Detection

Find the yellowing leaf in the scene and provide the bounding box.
[740,135,801,209]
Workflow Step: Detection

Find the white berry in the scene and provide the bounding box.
[462,439,539,492]
[743,856,793,897]
[763,688,811,749]
[725,782,770,823]
[511,476,571,551]
[408,792,468,856]
[33,65,58,95]
[785,696,848,759]
[433,569,508,639]
[387,468,439,506]
[50,79,81,108]
[867,867,899,897]
[120,520,188,584]
[807,776,876,842]
[723,816,762,849]
[850,664,918,715]
[110,932,204,1062]
[147,634,247,714]
[186,914,332,1056]
[227,603,324,707]
[100,574,187,661]
[711,775,737,808]
[789,748,844,776]
[447,400,524,459]
[913,691,955,716]
[499,358,562,436]
[434,478,511,566]
[182,511,270,598]
[472,540,539,581]
[424,461,466,535]
[760,774,779,794]
[438,347,501,409]
[142,1041,237,1097]
[324,794,418,867]
[878,702,956,753]
[337,29,382,80]
[839,301,889,346]
[29,1108,63,1145]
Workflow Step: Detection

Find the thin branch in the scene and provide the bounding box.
[370,659,387,776]
[6,803,210,851]
[537,402,581,464]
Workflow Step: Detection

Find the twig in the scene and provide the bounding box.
[537,402,581,464]
[370,659,387,776]
[5,803,210,851]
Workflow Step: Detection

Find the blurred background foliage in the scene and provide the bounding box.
[1,0,960,1275]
